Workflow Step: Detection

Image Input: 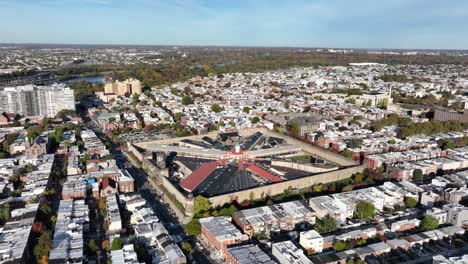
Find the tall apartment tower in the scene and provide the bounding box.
[0,84,75,117]
[104,78,142,96]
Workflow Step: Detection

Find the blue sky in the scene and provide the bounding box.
[0,0,467,49]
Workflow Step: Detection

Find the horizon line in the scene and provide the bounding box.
[1,42,467,52]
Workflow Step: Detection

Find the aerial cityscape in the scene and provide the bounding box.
[1,1,468,264]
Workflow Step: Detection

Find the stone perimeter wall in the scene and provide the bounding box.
[128,129,362,220]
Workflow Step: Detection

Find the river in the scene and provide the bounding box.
[64,76,106,83]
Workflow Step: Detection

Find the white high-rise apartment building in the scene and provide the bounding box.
[0,83,75,117]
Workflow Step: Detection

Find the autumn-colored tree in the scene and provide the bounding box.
[32,222,45,233]
[38,256,48,264]
[102,240,111,252]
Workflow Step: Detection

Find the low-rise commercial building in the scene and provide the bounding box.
[226,244,277,264]
[233,200,315,236]
[199,216,248,258]
[272,241,312,264]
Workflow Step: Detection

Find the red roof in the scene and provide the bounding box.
[101,176,116,189]
[180,160,226,191]
[246,164,283,183]
[238,159,247,170]
[102,177,110,189]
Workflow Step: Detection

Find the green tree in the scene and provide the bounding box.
[174,112,183,121]
[440,139,456,150]
[314,216,337,234]
[89,239,99,253]
[420,215,439,231]
[39,204,52,215]
[353,173,364,183]
[354,201,376,219]
[79,153,91,164]
[341,150,354,160]
[26,125,44,144]
[111,237,123,251]
[412,169,423,182]
[288,122,301,138]
[181,242,193,254]
[405,197,418,208]
[26,163,34,173]
[333,240,347,252]
[242,107,251,113]
[348,98,356,104]
[357,238,366,246]
[347,139,363,149]
[2,133,17,153]
[175,127,189,137]
[64,140,72,148]
[33,231,52,260]
[184,218,201,236]
[194,196,211,217]
[50,215,57,226]
[182,95,194,105]
[252,116,261,124]
[266,199,274,206]
[211,103,222,113]
[218,205,238,217]
[42,118,51,127]
[0,204,9,225]
[312,184,323,193]
[67,81,104,98]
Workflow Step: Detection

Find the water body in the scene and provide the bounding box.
[64,75,105,83]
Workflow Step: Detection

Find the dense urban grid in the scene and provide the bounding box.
[0,46,468,264]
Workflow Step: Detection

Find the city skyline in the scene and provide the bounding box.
[1,0,468,49]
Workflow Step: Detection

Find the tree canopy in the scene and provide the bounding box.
[217,205,238,217]
[33,231,52,260]
[412,169,423,182]
[314,216,338,234]
[26,125,44,144]
[405,197,418,208]
[211,103,222,113]
[182,95,194,105]
[0,204,9,226]
[420,215,439,231]
[347,139,363,149]
[288,121,301,137]
[88,239,99,253]
[184,218,201,236]
[252,116,261,124]
[194,196,211,217]
[354,201,376,219]
[111,237,123,251]
[333,241,347,252]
